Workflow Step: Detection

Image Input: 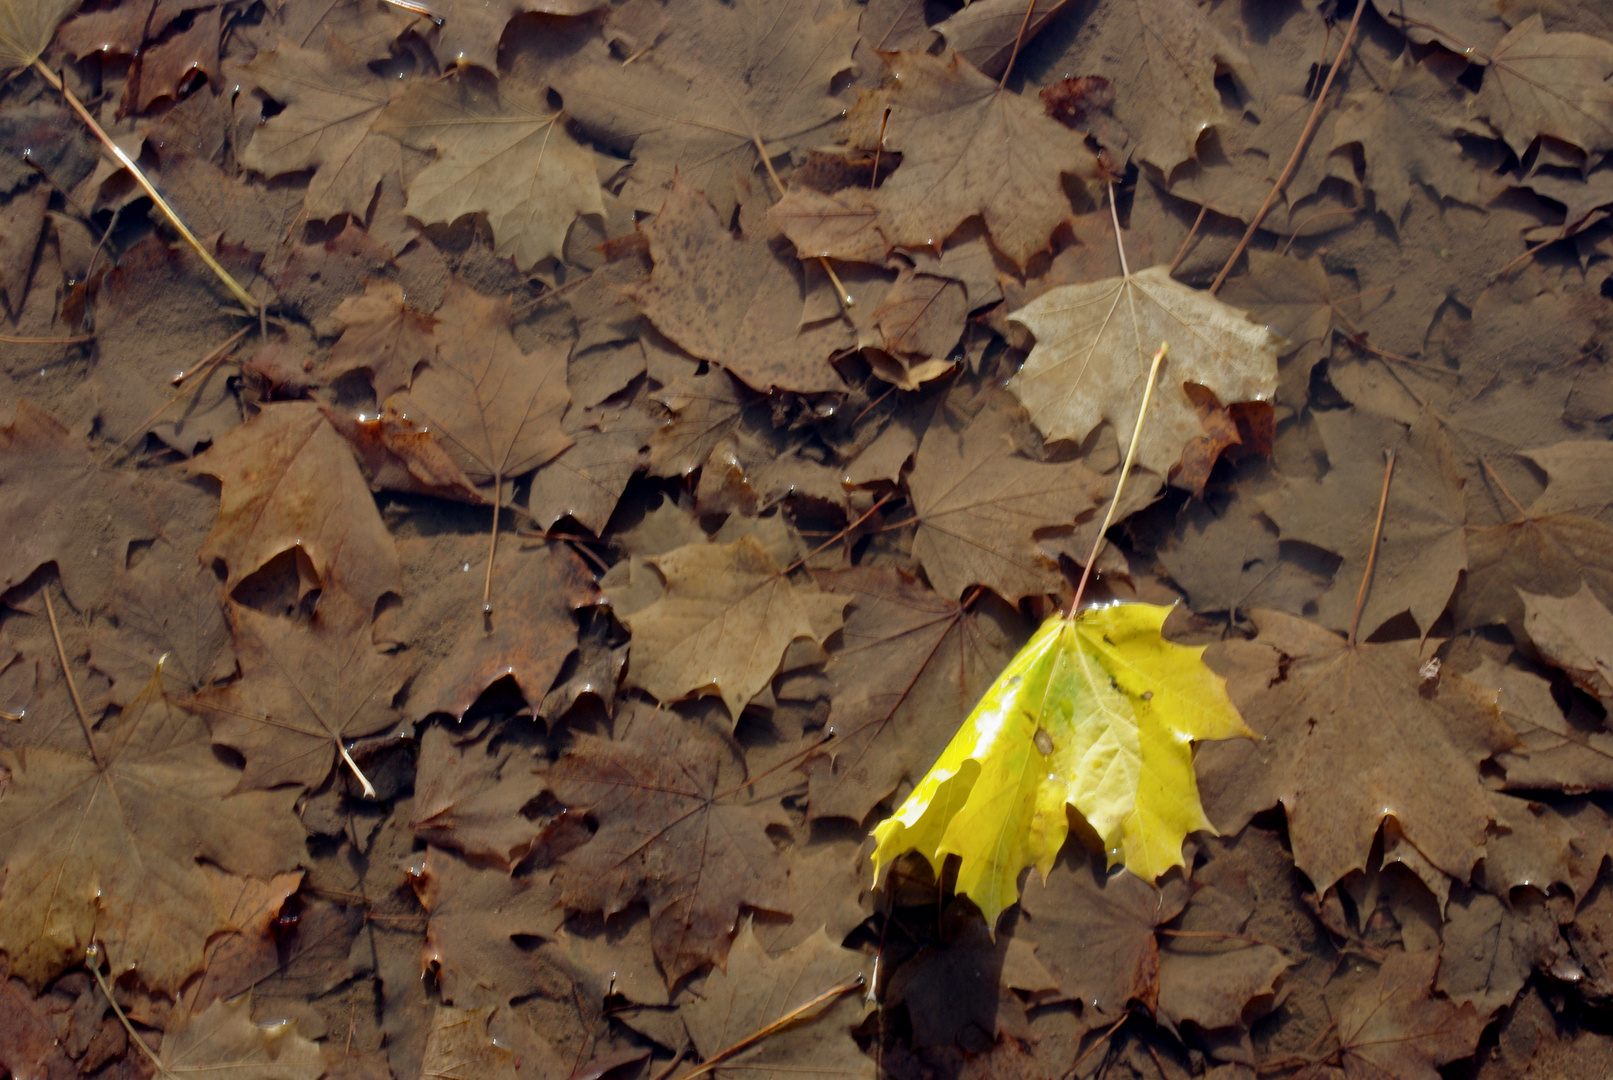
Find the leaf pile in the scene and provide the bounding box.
[3,1,1613,1078]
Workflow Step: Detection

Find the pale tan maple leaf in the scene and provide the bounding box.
[842,50,1100,268]
[157,995,323,1080]
[236,39,404,222]
[1475,14,1613,157]
[377,75,604,271]
[1008,265,1280,475]
[0,0,78,72]
[623,535,846,722]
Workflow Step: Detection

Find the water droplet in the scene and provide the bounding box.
[462,562,471,572]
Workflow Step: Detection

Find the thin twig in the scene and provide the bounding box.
[1208,0,1364,294]
[1065,1012,1129,1079]
[1067,343,1166,616]
[648,1047,687,1080]
[783,492,893,575]
[1168,205,1208,275]
[106,326,250,461]
[44,590,101,767]
[747,132,852,309]
[870,107,892,189]
[0,333,94,344]
[483,477,502,615]
[1107,182,1130,279]
[1346,449,1395,648]
[1479,455,1527,518]
[679,975,864,1080]
[1278,206,1358,256]
[88,945,171,1077]
[998,0,1040,89]
[34,61,260,314]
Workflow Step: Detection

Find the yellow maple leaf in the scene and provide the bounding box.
[871,602,1254,929]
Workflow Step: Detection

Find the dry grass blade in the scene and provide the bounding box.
[678,974,864,1080]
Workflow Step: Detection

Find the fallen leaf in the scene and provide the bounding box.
[0,0,79,72]
[1260,407,1466,640]
[1436,884,1563,1016]
[1475,14,1613,158]
[131,6,221,113]
[645,369,746,478]
[767,186,889,265]
[410,723,545,868]
[88,543,234,705]
[424,0,606,72]
[527,400,658,535]
[194,596,406,794]
[872,270,968,364]
[755,835,873,956]
[1019,844,1187,1017]
[377,73,604,270]
[907,401,1105,603]
[681,922,872,1080]
[1197,610,1516,896]
[934,0,1072,80]
[1521,583,1613,704]
[0,401,160,610]
[414,847,566,1008]
[157,994,323,1080]
[872,603,1253,928]
[0,668,304,991]
[628,179,853,393]
[1466,655,1613,792]
[395,536,600,721]
[807,566,1026,823]
[236,39,404,221]
[1008,265,1281,475]
[623,534,845,722]
[322,403,486,505]
[553,0,858,215]
[1455,507,1613,636]
[419,1007,518,1080]
[1156,875,1289,1033]
[545,709,790,983]
[183,401,402,616]
[842,50,1101,267]
[1522,440,1613,520]
[392,279,572,506]
[1333,949,1487,1080]
[1331,52,1491,224]
[323,279,437,402]
[1030,0,1257,174]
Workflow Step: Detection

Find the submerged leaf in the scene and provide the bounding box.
[871,603,1251,929]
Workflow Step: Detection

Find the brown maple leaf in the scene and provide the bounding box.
[1474,14,1613,158]
[89,542,234,705]
[393,535,599,722]
[323,279,437,402]
[806,566,1026,822]
[680,923,872,1080]
[1034,0,1257,175]
[1455,503,1613,638]
[553,0,858,216]
[1333,950,1486,1080]
[392,280,572,502]
[183,401,402,616]
[545,710,790,984]
[236,39,404,221]
[767,186,889,265]
[377,72,604,271]
[1019,845,1188,1017]
[645,368,747,478]
[410,724,546,868]
[628,179,853,394]
[1521,584,1613,705]
[1197,610,1517,896]
[906,400,1105,603]
[527,401,657,536]
[0,668,304,992]
[423,0,606,73]
[622,534,845,722]
[415,846,565,1009]
[842,50,1100,268]
[193,595,407,796]
[1260,408,1466,640]
[0,401,160,609]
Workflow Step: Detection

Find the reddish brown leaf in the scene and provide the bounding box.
[324,279,438,402]
[1334,950,1486,1080]
[183,401,401,615]
[322,403,486,505]
[410,723,545,868]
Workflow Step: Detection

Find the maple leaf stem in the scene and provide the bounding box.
[337,738,379,800]
[748,130,855,310]
[484,476,502,615]
[1107,182,1131,279]
[1208,0,1364,295]
[1067,342,1167,617]
[679,974,864,1080]
[1168,204,1208,275]
[43,589,102,768]
[33,61,261,315]
[998,0,1040,90]
[1071,1011,1131,1076]
[86,944,172,1079]
[1347,449,1396,648]
[1479,454,1528,518]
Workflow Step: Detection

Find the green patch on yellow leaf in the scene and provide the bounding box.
[871,603,1253,928]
